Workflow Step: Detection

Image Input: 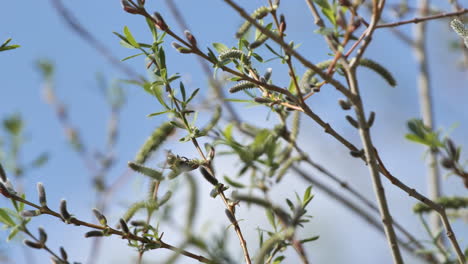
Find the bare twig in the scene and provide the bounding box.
[222,0,354,100]
[375,8,468,28]
[413,0,442,245]
[375,150,466,264]
[2,193,213,263]
[342,1,405,262]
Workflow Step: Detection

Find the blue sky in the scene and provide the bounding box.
[0,1,467,263]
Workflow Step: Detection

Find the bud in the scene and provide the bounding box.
[85,231,104,238]
[184,30,197,46]
[367,111,375,128]
[121,0,140,14]
[263,68,272,81]
[0,182,10,198]
[130,220,147,227]
[225,209,236,224]
[119,218,130,233]
[350,149,364,158]
[279,14,286,33]
[20,210,41,218]
[60,199,72,222]
[0,162,6,182]
[441,158,455,169]
[200,167,218,186]
[254,97,272,104]
[153,12,168,31]
[60,247,68,261]
[345,115,359,128]
[338,99,351,110]
[171,42,192,54]
[208,145,215,161]
[446,139,457,159]
[38,227,47,244]
[24,239,43,249]
[92,208,108,226]
[37,182,47,207]
[338,0,352,7]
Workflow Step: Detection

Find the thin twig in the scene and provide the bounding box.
[375,8,468,28]
[375,150,466,264]
[413,0,442,245]
[222,0,354,100]
[2,193,213,263]
[342,1,404,263]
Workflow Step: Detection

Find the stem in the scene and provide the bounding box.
[375,151,466,263]
[375,8,468,28]
[413,0,442,245]
[346,67,404,264]
[222,0,354,100]
[4,194,214,263]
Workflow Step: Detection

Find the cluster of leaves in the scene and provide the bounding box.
[406,119,468,187]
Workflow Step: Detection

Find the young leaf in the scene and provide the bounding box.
[223,175,246,188]
[212,42,229,53]
[0,208,16,227]
[123,26,140,48]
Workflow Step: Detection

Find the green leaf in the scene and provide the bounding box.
[3,113,23,135]
[273,256,285,264]
[121,53,144,61]
[251,52,263,62]
[186,88,200,104]
[151,84,170,110]
[123,26,140,48]
[0,208,16,227]
[7,225,21,241]
[300,235,320,243]
[265,209,276,230]
[147,110,172,117]
[223,176,246,188]
[0,45,20,52]
[303,186,313,205]
[224,123,234,142]
[0,38,20,52]
[0,38,12,47]
[180,82,187,101]
[212,43,229,53]
[31,153,49,168]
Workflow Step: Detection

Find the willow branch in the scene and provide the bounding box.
[413,0,442,242]
[2,193,213,263]
[375,150,466,264]
[222,0,354,100]
[376,8,468,28]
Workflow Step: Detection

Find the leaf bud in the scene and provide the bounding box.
[184,30,197,46]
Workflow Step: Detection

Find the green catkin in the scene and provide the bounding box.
[128,162,164,181]
[413,196,468,214]
[185,174,198,230]
[276,156,303,183]
[301,58,397,88]
[123,201,146,221]
[134,122,174,164]
[200,105,221,135]
[218,49,250,65]
[157,191,172,207]
[229,81,256,93]
[359,59,397,87]
[235,6,272,38]
[249,33,270,49]
[291,111,300,141]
